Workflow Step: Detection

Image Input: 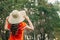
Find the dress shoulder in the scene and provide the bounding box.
[20,22,27,27]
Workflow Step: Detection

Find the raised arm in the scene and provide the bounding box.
[24,15,34,30]
[4,17,9,30]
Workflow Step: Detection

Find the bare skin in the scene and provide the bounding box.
[4,15,34,31]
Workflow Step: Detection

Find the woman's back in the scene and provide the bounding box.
[8,22,27,40]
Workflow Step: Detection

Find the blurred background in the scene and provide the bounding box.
[0,0,60,40]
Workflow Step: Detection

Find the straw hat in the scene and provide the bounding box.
[8,10,26,24]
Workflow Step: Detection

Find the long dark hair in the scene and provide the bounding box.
[10,24,19,35]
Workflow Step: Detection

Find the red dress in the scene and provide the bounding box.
[8,22,26,40]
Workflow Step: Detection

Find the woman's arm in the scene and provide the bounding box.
[24,15,34,30]
[4,17,9,30]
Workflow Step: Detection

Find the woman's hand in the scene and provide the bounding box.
[24,15,30,21]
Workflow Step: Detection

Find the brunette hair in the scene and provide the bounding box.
[10,24,19,35]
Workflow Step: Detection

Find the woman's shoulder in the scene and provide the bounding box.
[19,22,27,27]
[20,22,26,24]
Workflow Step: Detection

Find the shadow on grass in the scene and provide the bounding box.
[0,38,2,40]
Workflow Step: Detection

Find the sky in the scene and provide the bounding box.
[47,0,60,17]
[48,0,60,4]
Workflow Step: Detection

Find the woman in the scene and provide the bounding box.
[4,10,34,40]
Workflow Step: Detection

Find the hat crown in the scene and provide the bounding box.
[10,10,20,18]
[8,10,26,24]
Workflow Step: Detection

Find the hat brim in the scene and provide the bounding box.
[8,15,25,24]
[8,10,25,24]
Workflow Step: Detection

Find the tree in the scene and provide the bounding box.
[24,0,60,40]
[0,0,60,40]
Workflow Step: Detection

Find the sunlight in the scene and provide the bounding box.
[48,0,60,4]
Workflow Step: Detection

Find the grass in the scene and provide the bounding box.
[0,38,2,40]
[54,28,60,40]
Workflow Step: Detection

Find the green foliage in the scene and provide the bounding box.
[0,0,60,39]
[24,1,60,39]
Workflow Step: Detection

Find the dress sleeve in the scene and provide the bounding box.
[7,23,11,30]
[19,22,27,30]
